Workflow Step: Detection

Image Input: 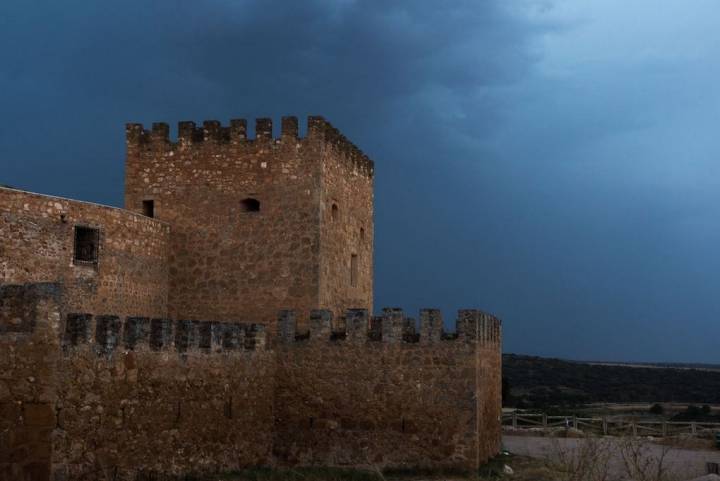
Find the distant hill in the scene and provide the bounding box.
[503,354,720,408]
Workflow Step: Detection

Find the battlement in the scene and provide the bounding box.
[278,307,501,346]
[62,313,267,354]
[125,115,374,177]
[1,283,502,475]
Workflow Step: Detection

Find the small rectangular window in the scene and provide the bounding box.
[350,254,358,287]
[74,226,99,265]
[142,200,155,218]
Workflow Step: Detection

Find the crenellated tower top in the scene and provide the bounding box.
[125,116,373,178]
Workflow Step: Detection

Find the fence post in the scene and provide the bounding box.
[542,413,547,428]
[691,422,697,435]
[662,422,667,437]
[602,417,608,435]
[572,415,577,429]
[512,412,517,429]
[632,422,637,437]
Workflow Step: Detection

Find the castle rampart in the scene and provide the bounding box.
[0,282,501,479]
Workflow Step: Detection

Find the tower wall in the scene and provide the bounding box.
[124,116,373,329]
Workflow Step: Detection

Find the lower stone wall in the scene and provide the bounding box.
[0,283,276,481]
[0,284,502,479]
[274,342,480,469]
[272,308,502,470]
[53,337,275,480]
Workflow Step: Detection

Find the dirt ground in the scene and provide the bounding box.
[504,433,720,480]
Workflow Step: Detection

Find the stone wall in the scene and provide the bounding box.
[0,187,170,319]
[124,116,374,330]
[0,283,63,481]
[0,283,502,479]
[273,308,502,470]
[0,283,275,481]
[53,314,275,480]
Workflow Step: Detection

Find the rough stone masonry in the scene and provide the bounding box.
[0,116,502,480]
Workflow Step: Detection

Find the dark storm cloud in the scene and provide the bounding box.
[2,0,719,362]
[0,0,547,198]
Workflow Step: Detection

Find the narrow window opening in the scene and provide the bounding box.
[142,200,155,218]
[74,226,99,265]
[360,227,365,241]
[331,203,339,221]
[241,198,260,212]
[350,254,358,287]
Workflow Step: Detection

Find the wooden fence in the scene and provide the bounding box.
[502,412,720,437]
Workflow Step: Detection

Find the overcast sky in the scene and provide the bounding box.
[2,1,720,362]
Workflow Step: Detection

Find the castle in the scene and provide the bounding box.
[0,116,502,480]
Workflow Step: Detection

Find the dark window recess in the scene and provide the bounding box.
[241,198,260,212]
[350,254,358,287]
[331,203,339,221]
[142,200,155,218]
[74,226,99,264]
[65,313,92,345]
[175,320,193,352]
[360,227,365,241]
[198,322,212,349]
[150,319,175,351]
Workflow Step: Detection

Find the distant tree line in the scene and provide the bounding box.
[503,354,720,408]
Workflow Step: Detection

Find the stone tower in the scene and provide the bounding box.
[124,116,373,328]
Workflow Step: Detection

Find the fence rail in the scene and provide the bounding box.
[502,412,720,437]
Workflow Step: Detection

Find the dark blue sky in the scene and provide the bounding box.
[2,1,719,362]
